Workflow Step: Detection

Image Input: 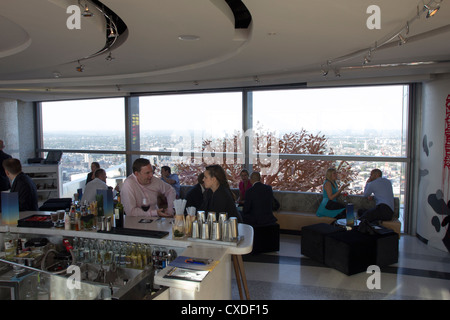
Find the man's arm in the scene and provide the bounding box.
[363,180,374,199]
[160,181,176,216]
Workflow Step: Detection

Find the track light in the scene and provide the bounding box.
[76,61,84,72]
[108,24,117,38]
[321,0,443,75]
[363,50,373,65]
[321,61,331,76]
[82,4,94,17]
[398,34,407,45]
[105,52,114,61]
[424,3,440,18]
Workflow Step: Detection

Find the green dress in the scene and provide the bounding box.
[316,180,346,218]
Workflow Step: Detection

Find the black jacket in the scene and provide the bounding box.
[185,183,204,210]
[201,184,242,222]
[11,172,39,211]
[242,182,277,226]
[0,150,12,191]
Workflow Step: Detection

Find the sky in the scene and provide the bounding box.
[41,85,407,137]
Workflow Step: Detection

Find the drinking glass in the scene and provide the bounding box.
[141,198,150,212]
[57,210,65,225]
[51,212,58,227]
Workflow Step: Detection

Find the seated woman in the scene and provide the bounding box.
[316,168,348,219]
[86,161,100,185]
[238,169,251,206]
[201,164,242,222]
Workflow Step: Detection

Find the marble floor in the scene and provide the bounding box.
[231,233,450,300]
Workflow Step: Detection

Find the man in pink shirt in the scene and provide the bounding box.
[121,158,176,217]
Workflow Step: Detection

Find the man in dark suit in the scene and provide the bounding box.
[2,158,38,211]
[0,140,12,192]
[185,172,205,210]
[242,171,277,226]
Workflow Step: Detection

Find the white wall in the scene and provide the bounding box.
[0,99,35,163]
[416,75,450,252]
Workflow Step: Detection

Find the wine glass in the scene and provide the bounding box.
[51,212,59,227]
[141,198,150,212]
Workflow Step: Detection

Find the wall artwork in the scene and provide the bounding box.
[424,94,450,252]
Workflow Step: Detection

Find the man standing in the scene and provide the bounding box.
[242,171,277,226]
[359,168,395,222]
[81,168,109,204]
[121,158,176,217]
[2,158,38,211]
[185,172,205,210]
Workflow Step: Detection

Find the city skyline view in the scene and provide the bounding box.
[41,85,407,220]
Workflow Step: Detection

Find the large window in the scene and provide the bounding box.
[253,85,407,157]
[139,92,243,186]
[41,98,126,197]
[252,85,409,224]
[39,85,409,226]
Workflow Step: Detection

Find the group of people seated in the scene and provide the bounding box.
[86,159,394,225]
[113,158,279,227]
[1,137,394,227]
[316,167,395,222]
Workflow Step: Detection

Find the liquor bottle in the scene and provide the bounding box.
[114,191,124,228]
[4,228,16,260]
[64,211,71,230]
[37,273,50,300]
[96,194,104,217]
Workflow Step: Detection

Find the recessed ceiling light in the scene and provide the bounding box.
[178,35,200,41]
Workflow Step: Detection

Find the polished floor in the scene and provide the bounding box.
[231,233,450,300]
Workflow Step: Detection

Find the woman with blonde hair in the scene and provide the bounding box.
[316,167,348,218]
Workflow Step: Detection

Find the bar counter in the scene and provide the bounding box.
[0,211,254,300]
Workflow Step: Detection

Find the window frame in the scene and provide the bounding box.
[36,83,413,232]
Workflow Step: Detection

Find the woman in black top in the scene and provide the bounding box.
[86,161,100,185]
[201,165,242,222]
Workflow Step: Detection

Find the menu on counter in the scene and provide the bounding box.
[164,267,209,282]
[163,256,219,282]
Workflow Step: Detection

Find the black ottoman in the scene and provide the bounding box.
[324,229,399,275]
[375,231,399,266]
[251,223,280,254]
[324,230,377,275]
[301,223,343,264]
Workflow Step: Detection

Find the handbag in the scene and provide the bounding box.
[358,219,376,235]
[358,220,395,235]
[325,200,345,210]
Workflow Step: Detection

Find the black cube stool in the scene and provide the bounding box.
[375,230,399,266]
[301,223,343,264]
[251,223,280,254]
[324,228,399,275]
[324,229,377,275]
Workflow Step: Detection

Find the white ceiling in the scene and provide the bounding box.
[1,0,450,102]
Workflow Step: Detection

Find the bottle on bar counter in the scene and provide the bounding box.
[115,191,124,228]
[4,227,16,259]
